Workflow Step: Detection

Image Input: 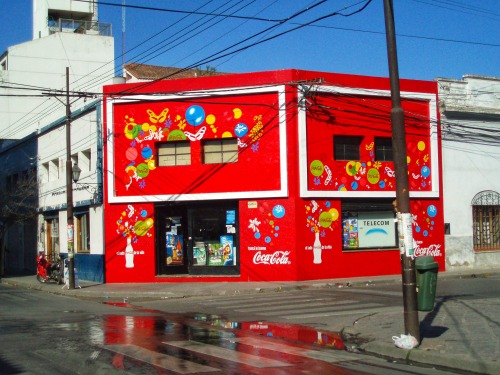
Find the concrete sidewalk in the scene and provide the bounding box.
[2,268,499,375]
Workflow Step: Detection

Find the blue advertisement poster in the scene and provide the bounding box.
[220,235,234,266]
[166,233,184,265]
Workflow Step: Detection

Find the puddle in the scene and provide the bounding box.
[102,302,345,351]
[194,313,346,350]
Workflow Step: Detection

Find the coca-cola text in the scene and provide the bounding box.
[253,251,291,265]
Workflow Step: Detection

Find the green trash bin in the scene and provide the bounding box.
[415,256,439,311]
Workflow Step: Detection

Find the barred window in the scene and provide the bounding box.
[472,190,500,252]
[375,137,393,161]
[334,136,362,160]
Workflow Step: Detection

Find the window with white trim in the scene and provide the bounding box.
[158,141,191,166]
[334,136,362,160]
[203,138,238,164]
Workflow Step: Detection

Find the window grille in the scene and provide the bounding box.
[334,136,362,160]
[374,137,393,161]
[472,190,500,251]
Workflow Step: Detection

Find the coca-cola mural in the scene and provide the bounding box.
[304,200,340,264]
[243,200,296,279]
[102,69,444,283]
[411,199,443,259]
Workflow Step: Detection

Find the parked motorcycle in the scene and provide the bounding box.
[36,252,63,284]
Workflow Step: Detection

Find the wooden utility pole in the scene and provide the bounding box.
[65,67,76,289]
[383,0,420,343]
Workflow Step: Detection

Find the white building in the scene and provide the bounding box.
[0,0,115,280]
[0,0,113,139]
[438,75,500,270]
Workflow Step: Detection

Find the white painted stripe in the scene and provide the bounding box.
[259,302,382,316]
[202,294,318,306]
[104,344,218,374]
[235,300,358,313]
[333,288,403,297]
[163,340,292,368]
[287,306,403,319]
[233,297,330,309]
[1,293,29,301]
[228,337,358,363]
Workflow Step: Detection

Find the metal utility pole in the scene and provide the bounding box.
[65,67,76,289]
[383,0,420,343]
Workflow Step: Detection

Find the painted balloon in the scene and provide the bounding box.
[234,123,248,137]
[319,211,333,228]
[125,147,138,161]
[310,160,324,177]
[141,146,153,160]
[185,105,205,126]
[134,218,154,236]
[272,205,285,219]
[421,166,431,178]
[427,204,437,218]
[136,163,150,178]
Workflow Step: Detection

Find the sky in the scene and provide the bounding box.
[0,0,498,82]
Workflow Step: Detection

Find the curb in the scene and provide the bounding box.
[361,341,500,375]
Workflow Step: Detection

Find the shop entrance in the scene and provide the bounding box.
[157,205,189,275]
[156,202,239,276]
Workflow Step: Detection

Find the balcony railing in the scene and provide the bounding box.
[48,18,112,37]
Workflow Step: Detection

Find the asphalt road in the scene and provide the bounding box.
[133,274,500,333]
[0,281,467,374]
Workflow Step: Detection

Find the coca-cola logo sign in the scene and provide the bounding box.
[253,250,291,265]
[414,241,442,257]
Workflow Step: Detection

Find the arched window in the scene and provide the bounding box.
[472,190,500,252]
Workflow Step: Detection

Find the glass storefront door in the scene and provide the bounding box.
[156,206,188,275]
[156,202,239,276]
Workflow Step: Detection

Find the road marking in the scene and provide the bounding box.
[202,294,323,307]
[227,337,358,363]
[258,302,383,317]
[0,293,29,302]
[287,305,402,319]
[333,288,403,297]
[234,299,358,313]
[163,340,292,368]
[104,344,219,374]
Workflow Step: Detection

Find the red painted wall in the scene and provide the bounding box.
[306,94,435,193]
[112,93,282,197]
[103,69,444,283]
[105,202,156,282]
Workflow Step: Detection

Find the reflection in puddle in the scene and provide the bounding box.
[97,306,349,373]
[101,303,345,350]
[194,313,345,350]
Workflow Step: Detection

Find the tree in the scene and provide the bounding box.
[0,168,38,276]
[195,65,218,77]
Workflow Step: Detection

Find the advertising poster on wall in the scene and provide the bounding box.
[207,235,235,266]
[220,235,234,266]
[343,215,359,249]
[166,233,184,265]
[207,243,224,266]
[193,244,207,266]
[343,211,396,250]
[358,212,396,248]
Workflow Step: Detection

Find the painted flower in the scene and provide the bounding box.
[248,218,261,233]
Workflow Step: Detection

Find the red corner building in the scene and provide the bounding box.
[102,69,443,283]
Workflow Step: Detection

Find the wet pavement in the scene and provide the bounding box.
[2,267,500,374]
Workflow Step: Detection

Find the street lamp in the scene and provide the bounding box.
[72,163,81,183]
